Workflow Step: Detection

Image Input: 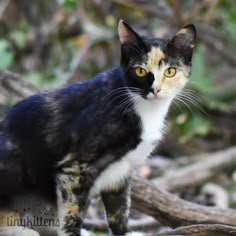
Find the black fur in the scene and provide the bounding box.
[0,67,140,200]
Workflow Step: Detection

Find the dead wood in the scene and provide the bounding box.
[0,70,39,99]
[153,146,236,192]
[83,216,159,231]
[131,175,236,227]
[162,224,236,236]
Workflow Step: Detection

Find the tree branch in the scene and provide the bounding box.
[131,175,236,227]
[0,0,11,21]
[153,146,236,192]
[162,224,236,235]
[0,70,39,99]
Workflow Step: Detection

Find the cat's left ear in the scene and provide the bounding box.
[170,24,196,49]
[168,24,196,62]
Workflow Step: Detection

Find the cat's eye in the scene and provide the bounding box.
[164,67,176,78]
[135,67,147,77]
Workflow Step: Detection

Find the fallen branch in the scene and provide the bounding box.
[162,224,236,235]
[153,146,236,192]
[83,216,158,231]
[0,70,39,99]
[131,175,236,227]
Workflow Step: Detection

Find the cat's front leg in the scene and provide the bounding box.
[101,178,131,235]
[56,160,91,236]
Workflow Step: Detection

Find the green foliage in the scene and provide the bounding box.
[171,47,214,142]
[24,72,43,87]
[188,46,232,113]
[93,232,109,236]
[24,71,60,89]
[188,46,213,93]
[230,172,236,209]
[9,30,27,49]
[0,39,15,69]
[62,0,77,8]
[175,112,214,143]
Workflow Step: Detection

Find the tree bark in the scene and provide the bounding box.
[131,175,236,227]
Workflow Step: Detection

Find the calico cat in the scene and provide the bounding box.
[0,20,196,236]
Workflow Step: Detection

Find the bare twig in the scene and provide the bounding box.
[198,27,236,65]
[0,0,11,21]
[153,146,236,192]
[166,0,182,25]
[111,0,173,23]
[63,38,92,84]
[182,0,211,25]
[0,70,39,98]
[204,0,219,25]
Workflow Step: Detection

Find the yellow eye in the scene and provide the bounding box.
[135,67,147,77]
[164,67,176,78]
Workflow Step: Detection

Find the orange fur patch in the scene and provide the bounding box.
[147,47,165,69]
[63,202,79,215]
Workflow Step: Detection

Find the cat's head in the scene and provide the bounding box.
[118,20,196,100]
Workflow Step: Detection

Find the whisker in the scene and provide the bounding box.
[171,100,184,113]
[103,87,129,99]
[176,89,208,116]
[174,97,195,115]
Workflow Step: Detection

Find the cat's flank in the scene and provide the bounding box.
[0,20,196,236]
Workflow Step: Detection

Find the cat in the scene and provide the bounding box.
[0,20,196,236]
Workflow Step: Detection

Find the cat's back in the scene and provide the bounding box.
[3,67,124,156]
[0,67,125,198]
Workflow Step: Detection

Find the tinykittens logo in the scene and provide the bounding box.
[6,208,59,230]
[7,215,60,229]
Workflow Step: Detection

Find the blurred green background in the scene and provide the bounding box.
[0,0,236,208]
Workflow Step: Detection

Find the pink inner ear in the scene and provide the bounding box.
[118,21,130,44]
[118,20,137,44]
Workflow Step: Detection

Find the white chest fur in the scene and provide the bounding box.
[90,97,172,195]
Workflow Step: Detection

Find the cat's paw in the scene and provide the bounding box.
[125,232,144,236]
[81,228,95,236]
[21,228,40,236]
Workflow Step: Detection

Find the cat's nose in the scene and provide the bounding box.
[151,88,161,96]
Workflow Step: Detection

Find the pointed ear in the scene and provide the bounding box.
[168,24,196,63]
[118,20,141,44]
[170,24,196,50]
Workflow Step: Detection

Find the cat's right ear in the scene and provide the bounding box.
[118,20,140,45]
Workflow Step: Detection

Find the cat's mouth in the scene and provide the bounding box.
[145,88,164,100]
[146,92,161,100]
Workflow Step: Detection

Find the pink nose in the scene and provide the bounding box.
[153,88,161,96]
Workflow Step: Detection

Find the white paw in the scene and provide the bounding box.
[21,228,40,236]
[81,228,95,236]
[125,232,144,236]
